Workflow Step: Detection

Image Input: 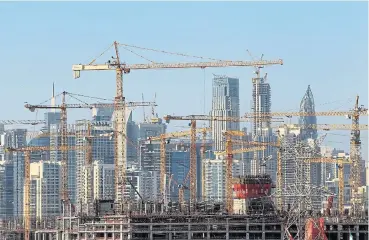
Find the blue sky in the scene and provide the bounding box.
[0,2,368,158]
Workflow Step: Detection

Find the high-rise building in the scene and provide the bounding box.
[251,74,271,136]
[92,161,115,200]
[29,161,61,219]
[251,73,276,181]
[299,85,317,140]
[203,159,244,202]
[75,120,113,214]
[49,124,76,206]
[3,129,27,217]
[210,75,240,152]
[0,160,14,218]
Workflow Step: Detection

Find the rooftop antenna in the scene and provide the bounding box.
[152,92,157,118]
[142,93,147,123]
[51,82,56,113]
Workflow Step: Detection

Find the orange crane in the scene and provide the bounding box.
[73,41,283,206]
[147,128,210,201]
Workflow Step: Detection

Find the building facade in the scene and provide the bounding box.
[203,159,243,202]
[29,161,61,219]
[210,75,240,152]
[299,85,317,140]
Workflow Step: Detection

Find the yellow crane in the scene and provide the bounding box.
[0,120,45,125]
[73,41,283,206]
[349,96,366,216]
[304,157,350,215]
[163,115,282,209]
[5,145,88,240]
[217,130,266,213]
[147,128,210,201]
[25,91,156,212]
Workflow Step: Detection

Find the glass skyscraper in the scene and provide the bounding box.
[210,75,240,152]
[299,85,317,140]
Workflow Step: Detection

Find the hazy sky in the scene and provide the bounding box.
[0,2,368,159]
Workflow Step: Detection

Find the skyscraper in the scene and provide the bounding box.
[251,73,276,181]
[299,85,317,140]
[210,75,240,152]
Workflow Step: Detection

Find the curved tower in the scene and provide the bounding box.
[299,85,317,140]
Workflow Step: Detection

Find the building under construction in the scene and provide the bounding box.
[1,42,368,240]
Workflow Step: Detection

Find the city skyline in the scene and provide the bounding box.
[0,2,366,160]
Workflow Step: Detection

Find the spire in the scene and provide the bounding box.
[299,85,317,139]
[51,82,56,113]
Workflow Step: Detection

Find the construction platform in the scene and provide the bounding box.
[24,214,368,240]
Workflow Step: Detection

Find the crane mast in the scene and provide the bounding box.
[349,95,366,217]
[24,151,31,240]
[113,41,127,209]
[73,42,283,210]
[189,120,197,209]
[60,92,69,205]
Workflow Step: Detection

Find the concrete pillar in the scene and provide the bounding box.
[187,218,191,240]
[207,219,211,240]
[246,222,249,240]
[168,221,172,240]
[149,222,153,240]
[226,218,229,240]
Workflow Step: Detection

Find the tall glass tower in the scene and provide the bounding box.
[299,85,317,140]
[210,75,240,152]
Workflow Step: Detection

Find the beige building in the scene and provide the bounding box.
[29,161,61,219]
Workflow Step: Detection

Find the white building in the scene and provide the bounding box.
[93,161,115,200]
[29,161,61,219]
[203,158,243,202]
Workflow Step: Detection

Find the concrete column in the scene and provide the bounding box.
[149,222,153,240]
[262,222,265,240]
[246,222,249,240]
[226,218,229,240]
[168,221,172,240]
[187,218,191,240]
[207,219,211,240]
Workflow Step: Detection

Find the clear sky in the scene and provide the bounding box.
[0,2,368,159]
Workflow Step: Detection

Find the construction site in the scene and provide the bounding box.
[0,40,368,240]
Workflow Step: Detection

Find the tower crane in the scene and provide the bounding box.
[0,120,45,125]
[73,41,283,206]
[304,157,350,215]
[200,128,207,201]
[25,91,156,213]
[163,115,281,208]
[349,95,366,216]
[147,128,210,203]
[5,145,89,240]
[221,130,266,213]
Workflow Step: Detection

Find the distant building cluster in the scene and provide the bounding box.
[0,75,367,219]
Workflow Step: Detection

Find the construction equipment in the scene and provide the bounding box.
[73,41,283,206]
[222,130,266,213]
[5,145,88,240]
[200,128,207,201]
[25,91,156,213]
[305,157,350,215]
[0,120,45,125]
[349,96,366,217]
[147,127,210,202]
